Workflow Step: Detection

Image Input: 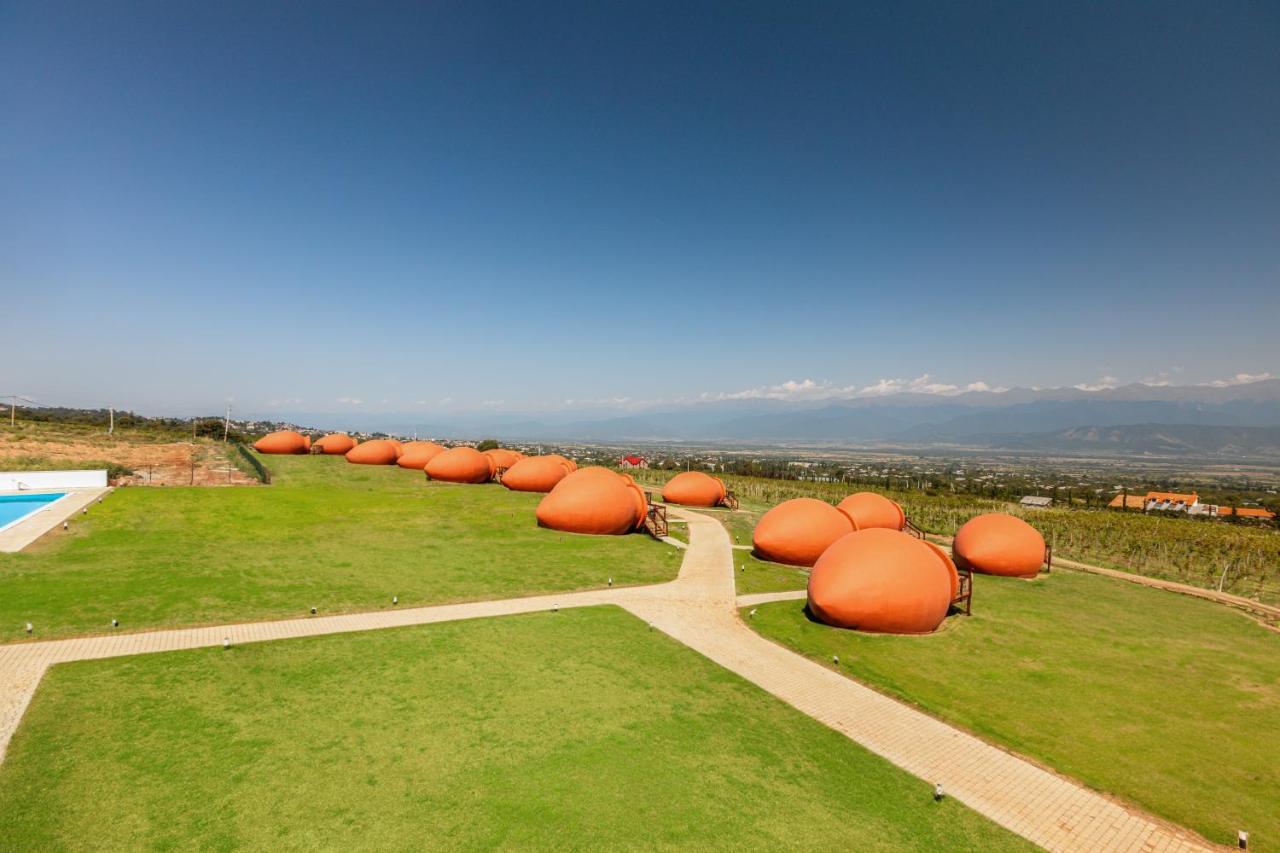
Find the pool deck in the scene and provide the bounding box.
[0,488,112,553]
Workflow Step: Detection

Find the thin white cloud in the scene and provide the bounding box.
[693,374,1007,403]
[335,396,363,405]
[704,378,851,401]
[854,375,1008,396]
[1073,376,1120,392]
[1207,372,1273,387]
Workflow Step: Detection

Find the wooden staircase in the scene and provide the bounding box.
[642,492,669,538]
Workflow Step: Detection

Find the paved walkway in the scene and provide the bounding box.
[736,589,807,607]
[0,507,1219,851]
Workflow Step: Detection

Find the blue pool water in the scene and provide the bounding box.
[0,492,67,530]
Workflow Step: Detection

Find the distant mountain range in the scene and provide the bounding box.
[976,424,1280,457]
[259,379,1280,459]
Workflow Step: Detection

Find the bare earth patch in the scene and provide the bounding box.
[0,434,258,487]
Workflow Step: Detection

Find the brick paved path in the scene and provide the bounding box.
[0,507,1220,851]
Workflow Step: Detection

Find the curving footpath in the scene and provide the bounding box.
[0,508,1219,851]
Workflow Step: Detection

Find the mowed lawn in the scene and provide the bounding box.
[747,571,1280,848]
[734,549,811,596]
[678,505,812,596]
[0,455,679,642]
[0,607,1029,851]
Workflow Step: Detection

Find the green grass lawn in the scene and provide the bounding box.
[746,571,1280,848]
[0,606,1029,851]
[733,550,810,596]
[0,456,679,642]
[715,507,761,546]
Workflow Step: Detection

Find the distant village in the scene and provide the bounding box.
[1106,490,1275,521]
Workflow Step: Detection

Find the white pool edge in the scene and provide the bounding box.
[0,488,112,553]
[0,492,73,537]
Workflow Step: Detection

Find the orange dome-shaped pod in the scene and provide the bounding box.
[544,454,577,472]
[626,482,649,528]
[501,456,572,493]
[482,448,524,470]
[313,433,356,455]
[923,539,961,601]
[254,430,311,454]
[536,469,642,535]
[752,498,854,567]
[425,446,495,483]
[559,466,621,485]
[397,441,446,469]
[953,513,1047,578]
[837,492,905,531]
[807,529,955,634]
[346,439,403,465]
[662,471,726,507]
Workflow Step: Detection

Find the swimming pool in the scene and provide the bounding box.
[0,492,69,533]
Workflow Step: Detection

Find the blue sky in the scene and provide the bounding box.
[2,1,1277,417]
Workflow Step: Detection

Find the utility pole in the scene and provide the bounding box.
[4,394,35,427]
[223,402,231,443]
[108,407,114,435]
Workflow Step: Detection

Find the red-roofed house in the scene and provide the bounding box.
[1217,506,1277,521]
[619,455,648,469]
[1109,490,1276,523]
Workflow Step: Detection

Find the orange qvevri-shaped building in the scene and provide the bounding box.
[346,439,403,465]
[254,430,311,454]
[752,498,854,567]
[926,539,961,601]
[425,446,495,483]
[952,513,1046,578]
[536,467,647,535]
[482,448,524,470]
[837,492,905,531]
[808,529,955,634]
[662,471,726,507]
[501,455,572,493]
[543,454,577,472]
[397,441,446,469]
[313,433,356,455]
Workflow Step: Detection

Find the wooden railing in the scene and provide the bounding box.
[643,496,669,539]
[721,491,740,510]
[952,566,973,616]
[903,518,926,539]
